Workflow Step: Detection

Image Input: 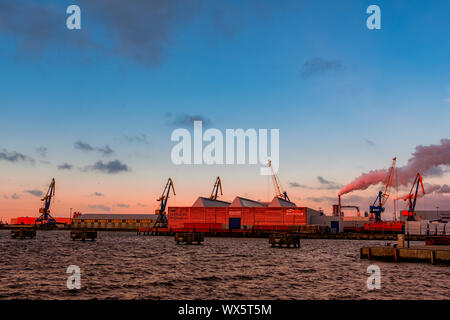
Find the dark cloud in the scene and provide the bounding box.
[317,176,343,190]
[0,1,93,57]
[301,57,343,78]
[165,112,212,127]
[423,166,445,178]
[74,141,95,152]
[74,141,114,156]
[78,0,202,66]
[84,160,130,174]
[0,149,35,164]
[88,204,111,212]
[92,192,104,197]
[97,145,114,156]
[116,203,130,208]
[36,146,48,157]
[438,184,450,194]
[1,1,302,66]
[25,189,43,197]
[289,182,307,188]
[58,163,73,170]
[364,139,376,147]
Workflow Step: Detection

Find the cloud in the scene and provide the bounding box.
[165,112,212,127]
[307,196,337,203]
[0,149,35,164]
[3,193,20,200]
[78,0,203,66]
[88,204,111,212]
[74,141,114,156]
[438,184,450,194]
[97,145,114,156]
[92,192,104,197]
[83,160,130,174]
[0,1,93,57]
[301,57,343,78]
[36,146,48,157]
[136,203,147,207]
[317,176,343,190]
[289,182,307,188]
[124,133,149,145]
[445,98,450,103]
[1,1,301,66]
[25,189,43,197]
[58,163,73,170]
[116,203,130,208]
[74,141,95,152]
[364,139,376,147]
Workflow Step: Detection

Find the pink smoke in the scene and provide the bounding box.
[339,139,450,196]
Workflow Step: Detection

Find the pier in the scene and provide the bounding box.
[360,245,450,265]
[11,229,36,239]
[269,232,301,248]
[175,232,204,245]
[70,230,97,241]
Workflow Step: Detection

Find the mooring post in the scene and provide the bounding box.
[407,232,410,248]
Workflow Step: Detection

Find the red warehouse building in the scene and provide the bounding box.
[10,217,72,225]
[167,196,316,231]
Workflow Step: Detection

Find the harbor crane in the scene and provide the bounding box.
[369,157,396,222]
[154,178,175,228]
[268,160,290,202]
[35,178,56,226]
[400,173,425,221]
[209,176,223,200]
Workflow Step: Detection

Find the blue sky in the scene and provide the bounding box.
[0,0,449,218]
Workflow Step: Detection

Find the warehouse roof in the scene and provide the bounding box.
[229,197,268,207]
[191,197,231,207]
[268,197,296,207]
[73,214,157,220]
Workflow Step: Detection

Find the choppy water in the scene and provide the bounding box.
[0,230,448,300]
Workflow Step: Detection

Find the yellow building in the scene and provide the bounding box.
[72,214,158,230]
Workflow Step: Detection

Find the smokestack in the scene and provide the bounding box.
[338,195,341,217]
[339,139,450,196]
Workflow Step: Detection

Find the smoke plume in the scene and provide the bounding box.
[339,139,450,196]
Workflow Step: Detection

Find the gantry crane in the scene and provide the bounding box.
[369,157,396,222]
[35,178,56,225]
[268,160,290,201]
[209,176,223,200]
[400,173,425,221]
[154,178,175,228]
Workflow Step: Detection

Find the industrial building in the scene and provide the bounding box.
[72,214,158,230]
[399,210,450,222]
[10,217,71,225]
[167,195,323,231]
